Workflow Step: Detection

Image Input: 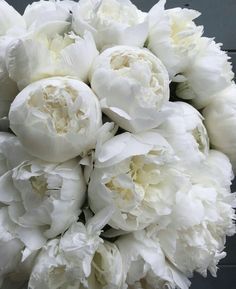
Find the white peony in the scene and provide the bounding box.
[202,84,236,172]
[116,230,191,289]
[72,0,148,50]
[28,207,114,289]
[146,150,235,278]
[0,37,19,126]
[0,207,24,280]
[176,37,234,109]
[0,158,86,249]
[88,130,191,231]
[88,240,126,289]
[0,0,26,36]
[156,101,209,167]
[148,0,203,79]
[23,0,75,31]
[9,77,102,162]
[6,26,98,89]
[90,45,170,133]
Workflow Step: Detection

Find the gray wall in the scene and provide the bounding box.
[6,0,236,288]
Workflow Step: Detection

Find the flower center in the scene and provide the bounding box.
[110,52,165,109]
[30,175,48,197]
[28,84,87,134]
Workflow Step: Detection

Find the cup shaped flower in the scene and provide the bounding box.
[116,230,191,289]
[0,0,26,36]
[28,207,114,289]
[156,101,209,167]
[91,45,170,133]
[148,0,203,79]
[202,84,236,172]
[6,26,98,89]
[88,130,191,232]
[9,77,102,162]
[72,0,148,51]
[88,240,125,289]
[176,38,234,109]
[0,158,86,250]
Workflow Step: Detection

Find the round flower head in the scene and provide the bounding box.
[9,77,102,162]
[148,0,203,79]
[91,45,170,133]
[72,0,148,50]
[88,130,190,231]
[0,158,86,249]
[176,38,234,109]
[6,28,98,89]
[157,101,209,167]
[28,207,114,289]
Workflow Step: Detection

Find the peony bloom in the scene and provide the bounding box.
[176,38,234,109]
[116,230,191,289]
[91,45,170,133]
[0,157,86,249]
[23,0,75,31]
[88,240,126,289]
[6,25,98,89]
[156,101,209,167]
[9,77,102,162]
[88,130,191,231]
[72,0,148,50]
[28,207,114,289]
[146,150,235,278]
[0,0,26,36]
[148,0,203,79]
[202,84,236,172]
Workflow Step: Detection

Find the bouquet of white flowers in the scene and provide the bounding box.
[0,0,235,288]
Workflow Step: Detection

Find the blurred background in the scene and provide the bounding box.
[7,0,236,288]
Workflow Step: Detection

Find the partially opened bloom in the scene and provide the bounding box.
[148,0,203,79]
[88,240,125,289]
[6,26,98,89]
[147,150,235,278]
[91,45,170,132]
[202,84,236,172]
[9,77,102,162]
[0,158,86,249]
[28,207,114,289]
[72,0,148,50]
[88,130,190,231]
[176,38,234,109]
[116,230,191,289]
[156,101,209,167]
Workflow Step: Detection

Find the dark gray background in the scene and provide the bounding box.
[7,0,236,288]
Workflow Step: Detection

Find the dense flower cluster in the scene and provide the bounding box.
[0,0,235,289]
